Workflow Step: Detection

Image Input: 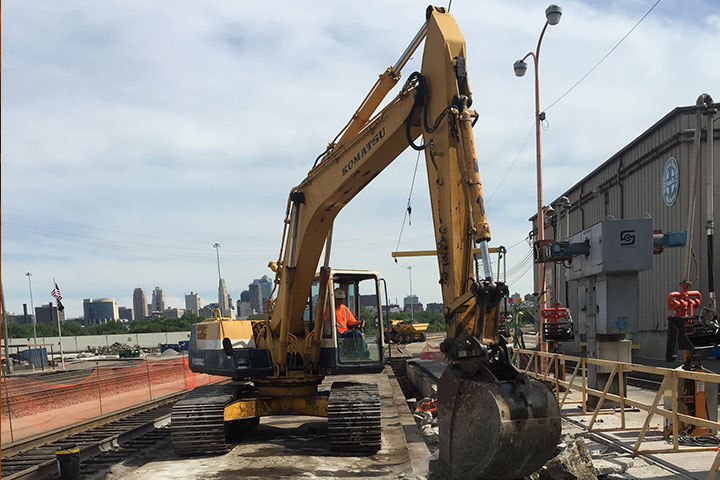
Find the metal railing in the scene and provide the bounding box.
[512,348,720,480]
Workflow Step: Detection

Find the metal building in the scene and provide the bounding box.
[533,95,719,361]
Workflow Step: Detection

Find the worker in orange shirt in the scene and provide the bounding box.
[334,288,363,339]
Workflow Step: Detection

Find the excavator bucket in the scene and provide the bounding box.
[437,363,561,479]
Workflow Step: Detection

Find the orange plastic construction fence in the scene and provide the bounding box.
[419,343,446,361]
[1,356,224,444]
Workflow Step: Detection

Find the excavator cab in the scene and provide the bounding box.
[307,269,385,374]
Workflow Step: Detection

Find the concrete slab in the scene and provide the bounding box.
[102,368,424,479]
[407,359,447,382]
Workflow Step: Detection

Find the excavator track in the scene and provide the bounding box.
[327,382,381,455]
[170,383,237,456]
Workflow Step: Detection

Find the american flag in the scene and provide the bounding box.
[51,280,65,312]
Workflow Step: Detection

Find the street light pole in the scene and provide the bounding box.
[25,272,38,347]
[213,243,222,281]
[514,4,562,357]
[407,266,414,323]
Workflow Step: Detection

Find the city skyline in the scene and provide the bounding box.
[2,274,283,319]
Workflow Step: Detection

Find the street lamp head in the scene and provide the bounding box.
[513,60,528,77]
[556,195,571,208]
[545,5,562,26]
[544,204,557,218]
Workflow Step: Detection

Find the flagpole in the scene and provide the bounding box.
[25,272,38,347]
[57,312,66,371]
[53,279,66,371]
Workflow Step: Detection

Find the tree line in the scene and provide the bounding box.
[6,313,205,338]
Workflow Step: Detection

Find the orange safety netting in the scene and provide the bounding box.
[1,357,224,444]
[419,342,446,361]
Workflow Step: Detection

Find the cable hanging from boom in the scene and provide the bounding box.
[394,149,423,263]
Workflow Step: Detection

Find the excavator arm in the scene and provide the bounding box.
[267,6,495,370]
[264,7,560,479]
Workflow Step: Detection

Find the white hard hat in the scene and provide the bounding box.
[334,288,346,300]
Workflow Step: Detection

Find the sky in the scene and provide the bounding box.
[2,0,719,319]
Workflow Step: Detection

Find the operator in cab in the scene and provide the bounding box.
[334,288,363,339]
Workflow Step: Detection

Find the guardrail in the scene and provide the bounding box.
[512,348,720,480]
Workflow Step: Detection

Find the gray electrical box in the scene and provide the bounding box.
[567,218,654,336]
[567,217,653,280]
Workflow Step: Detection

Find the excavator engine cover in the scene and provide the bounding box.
[437,362,561,479]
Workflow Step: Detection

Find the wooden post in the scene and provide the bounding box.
[145,358,153,401]
[632,375,669,453]
[542,354,553,380]
[554,355,560,401]
[96,361,103,415]
[582,358,588,414]
[588,365,617,430]
[706,449,720,480]
[3,375,14,442]
[560,360,581,407]
[618,364,626,430]
[671,371,679,451]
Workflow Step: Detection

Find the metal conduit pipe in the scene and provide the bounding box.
[682,104,705,283]
[699,94,716,308]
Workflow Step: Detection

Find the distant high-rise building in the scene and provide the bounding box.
[83,298,119,325]
[35,303,65,325]
[359,295,377,309]
[199,303,219,318]
[425,302,443,313]
[252,276,272,312]
[240,290,250,302]
[248,282,263,314]
[403,295,422,312]
[237,300,252,318]
[7,306,34,325]
[254,275,273,300]
[218,279,230,316]
[118,307,133,321]
[151,287,166,314]
[164,308,185,319]
[133,288,149,320]
[185,292,201,315]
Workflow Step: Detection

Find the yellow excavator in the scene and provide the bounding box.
[171,6,560,479]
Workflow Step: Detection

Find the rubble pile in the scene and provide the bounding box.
[413,397,439,444]
[88,342,139,356]
[532,436,597,480]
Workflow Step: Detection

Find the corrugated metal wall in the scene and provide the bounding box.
[534,103,720,360]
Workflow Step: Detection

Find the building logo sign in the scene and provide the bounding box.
[620,230,636,246]
[663,156,679,206]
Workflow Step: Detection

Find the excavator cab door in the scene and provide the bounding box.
[316,270,385,374]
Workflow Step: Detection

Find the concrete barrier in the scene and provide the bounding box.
[2,331,192,353]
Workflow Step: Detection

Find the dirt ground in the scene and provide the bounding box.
[102,370,428,480]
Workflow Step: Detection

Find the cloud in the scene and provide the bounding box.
[2,0,719,318]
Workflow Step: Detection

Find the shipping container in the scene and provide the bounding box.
[18,347,49,368]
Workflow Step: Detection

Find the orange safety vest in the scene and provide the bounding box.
[335,304,360,334]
